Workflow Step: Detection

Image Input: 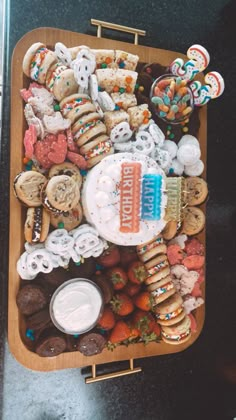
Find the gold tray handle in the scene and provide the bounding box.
[85,358,142,383]
[91,19,146,45]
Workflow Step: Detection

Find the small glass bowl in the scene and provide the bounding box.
[150,74,194,125]
[49,278,104,335]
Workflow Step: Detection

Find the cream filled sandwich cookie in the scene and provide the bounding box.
[82,152,168,245]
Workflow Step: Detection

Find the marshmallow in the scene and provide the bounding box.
[177,143,201,166]
[184,159,204,176]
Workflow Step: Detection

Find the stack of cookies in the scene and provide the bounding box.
[137,234,191,345]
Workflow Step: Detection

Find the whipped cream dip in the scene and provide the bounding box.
[50,278,103,334]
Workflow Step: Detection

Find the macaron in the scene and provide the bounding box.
[13,171,47,207]
[146,275,176,304]
[60,94,96,124]
[24,206,50,243]
[154,293,185,326]
[41,175,80,214]
[144,254,170,285]
[45,63,78,101]
[22,42,57,84]
[161,315,191,345]
[79,134,114,168]
[136,235,167,263]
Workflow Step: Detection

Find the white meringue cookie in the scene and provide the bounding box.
[168,158,184,176]
[162,140,178,159]
[184,159,204,176]
[177,144,201,166]
[178,134,200,148]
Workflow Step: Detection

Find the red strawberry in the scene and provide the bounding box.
[133,292,153,312]
[120,246,138,268]
[96,245,120,268]
[109,320,139,345]
[110,293,134,316]
[97,306,115,330]
[107,267,128,290]
[127,261,147,284]
[123,282,141,297]
[109,320,131,344]
[131,310,161,343]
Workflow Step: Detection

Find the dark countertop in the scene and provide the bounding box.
[1,1,236,419]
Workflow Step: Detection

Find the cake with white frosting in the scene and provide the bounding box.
[82,152,167,245]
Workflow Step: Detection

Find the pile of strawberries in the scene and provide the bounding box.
[96,245,161,349]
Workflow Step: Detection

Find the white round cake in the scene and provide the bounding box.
[82,153,167,245]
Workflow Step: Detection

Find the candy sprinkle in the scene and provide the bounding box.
[54,104,60,111]
[58,222,64,228]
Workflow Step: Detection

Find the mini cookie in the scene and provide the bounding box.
[137,235,167,263]
[22,42,57,84]
[146,275,176,304]
[77,332,106,356]
[34,133,68,169]
[38,266,71,290]
[154,293,185,326]
[161,315,192,345]
[185,176,208,205]
[144,254,170,285]
[48,162,82,188]
[41,175,80,213]
[162,220,178,240]
[59,94,95,124]
[69,257,97,279]
[79,134,114,168]
[26,307,51,331]
[35,329,67,357]
[16,284,48,315]
[24,207,50,243]
[182,206,205,235]
[14,171,46,207]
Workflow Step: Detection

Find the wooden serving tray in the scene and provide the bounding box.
[9,27,206,372]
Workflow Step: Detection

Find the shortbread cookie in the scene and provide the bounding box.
[161,315,191,345]
[22,42,57,84]
[144,254,170,285]
[137,235,167,263]
[41,175,80,213]
[46,63,78,101]
[185,177,208,205]
[13,171,47,207]
[162,220,178,240]
[60,94,95,124]
[146,275,176,304]
[182,206,205,235]
[154,293,185,326]
[79,134,114,168]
